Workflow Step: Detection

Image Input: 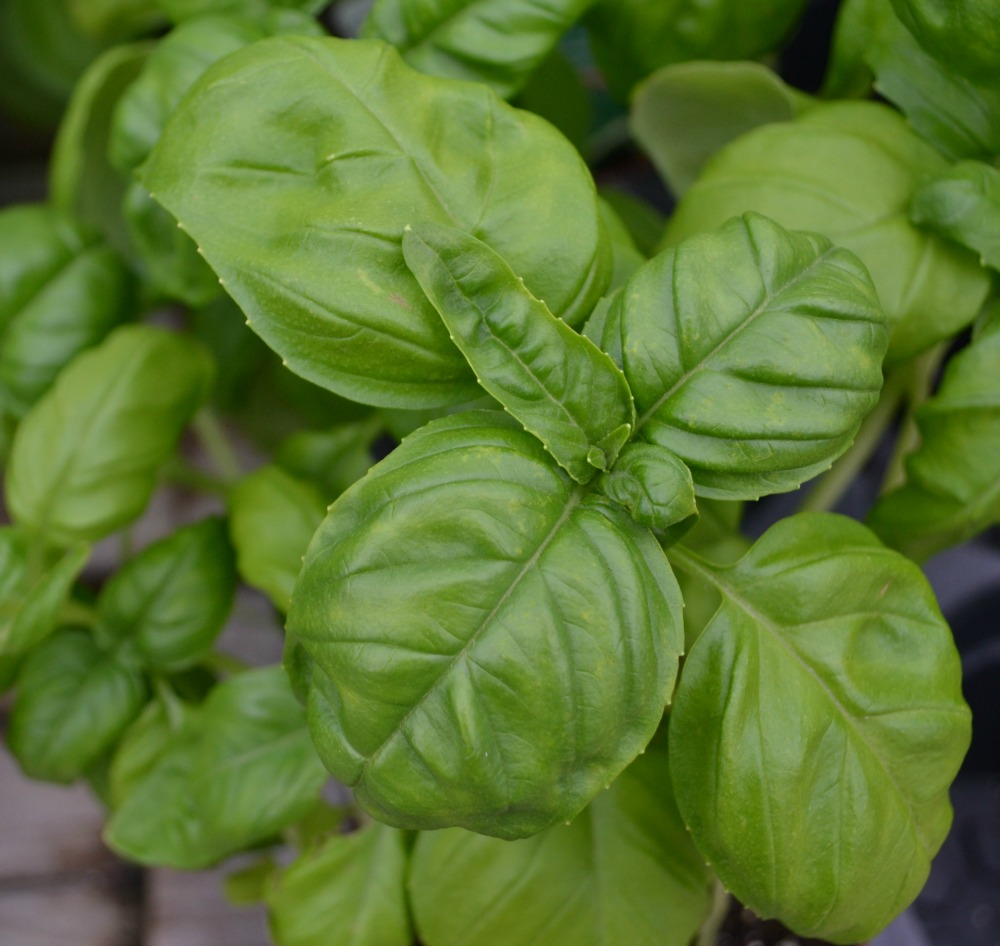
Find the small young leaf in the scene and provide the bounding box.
[6,325,213,546]
[7,628,148,783]
[911,160,1000,271]
[142,35,610,408]
[275,416,382,498]
[105,667,327,868]
[867,316,1000,559]
[598,442,696,536]
[668,513,971,943]
[289,411,683,839]
[609,213,887,500]
[409,745,712,946]
[266,822,412,946]
[402,223,635,483]
[228,465,326,612]
[97,518,236,670]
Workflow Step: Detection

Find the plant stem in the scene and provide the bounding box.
[202,649,251,676]
[59,599,100,628]
[154,676,186,731]
[798,370,907,514]
[696,878,731,946]
[192,409,242,483]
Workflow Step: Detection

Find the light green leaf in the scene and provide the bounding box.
[409,744,712,946]
[361,0,596,99]
[228,465,326,612]
[585,0,809,100]
[0,205,134,421]
[7,628,148,783]
[105,667,327,868]
[267,822,412,946]
[142,35,611,408]
[97,518,236,669]
[889,0,1000,81]
[6,325,213,546]
[867,316,1000,559]
[911,160,1000,271]
[289,411,683,839]
[668,513,971,943]
[663,101,991,362]
[402,223,634,483]
[632,61,810,197]
[604,213,886,500]
[0,530,90,656]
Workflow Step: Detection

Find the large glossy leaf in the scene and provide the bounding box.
[97,518,236,669]
[585,0,808,100]
[228,465,326,612]
[360,0,596,99]
[5,325,213,546]
[409,744,712,946]
[105,667,327,868]
[7,628,148,783]
[266,822,412,946]
[402,223,634,482]
[668,514,971,943]
[0,205,133,421]
[663,102,991,362]
[911,160,1000,271]
[142,35,611,408]
[631,61,809,197]
[867,316,1000,560]
[889,0,1000,81]
[599,213,886,500]
[288,411,683,839]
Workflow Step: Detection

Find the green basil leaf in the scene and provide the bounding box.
[402,223,635,482]
[409,744,712,946]
[632,61,809,198]
[668,513,971,943]
[597,197,646,291]
[6,324,213,546]
[49,42,153,257]
[664,102,991,362]
[515,48,592,155]
[360,0,596,99]
[68,0,165,41]
[97,517,236,669]
[0,529,90,656]
[597,442,696,536]
[598,189,666,260]
[608,213,886,500]
[889,0,1000,81]
[867,317,1000,559]
[275,417,381,499]
[7,628,148,783]
[585,0,809,100]
[228,465,326,612]
[867,3,1000,163]
[142,35,611,408]
[821,0,881,98]
[266,822,412,946]
[289,411,683,839]
[105,667,327,868]
[0,205,134,422]
[155,0,327,22]
[911,160,1000,270]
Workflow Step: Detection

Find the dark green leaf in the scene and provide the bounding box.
[402,223,634,482]
[663,102,991,362]
[97,518,236,669]
[607,213,887,500]
[142,35,611,408]
[911,160,1000,271]
[289,411,683,839]
[6,325,213,545]
[821,0,881,98]
[155,0,327,22]
[515,48,592,155]
[409,744,712,946]
[361,0,596,99]
[228,465,326,612]
[105,667,327,868]
[597,198,646,291]
[668,514,971,943]
[632,61,809,198]
[867,316,1000,559]
[276,417,382,499]
[68,0,165,41]
[598,189,666,260]
[7,628,148,783]
[266,822,412,946]
[889,0,1000,81]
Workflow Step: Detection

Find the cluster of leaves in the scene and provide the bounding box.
[1,0,996,944]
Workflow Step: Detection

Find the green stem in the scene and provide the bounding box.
[192,409,242,483]
[696,878,731,946]
[798,370,907,514]
[154,676,186,731]
[202,649,251,676]
[59,599,100,628]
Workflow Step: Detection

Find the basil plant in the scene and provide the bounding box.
[1,0,994,944]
